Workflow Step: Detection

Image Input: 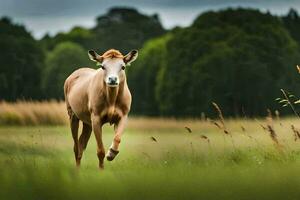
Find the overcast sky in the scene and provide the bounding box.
[1,0,300,39]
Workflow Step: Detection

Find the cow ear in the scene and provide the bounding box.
[123,50,138,66]
[88,50,103,63]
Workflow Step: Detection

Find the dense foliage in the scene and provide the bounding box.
[1,7,300,117]
[91,8,165,53]
[283,8,300,47]
[131,8,300,117]
[43,42,90,99]
[127,34,173,116]
[0,18,44,100]
[41,8,165,53]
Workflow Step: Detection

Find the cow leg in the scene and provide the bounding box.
[107,115,127,161]
[77,123,92,165]
[91,114,105,169]
[70,113,80,167]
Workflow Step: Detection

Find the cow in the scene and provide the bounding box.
[64,49,138,169]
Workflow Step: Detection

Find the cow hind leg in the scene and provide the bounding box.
[77,123,92,165]
[70,112,80,167]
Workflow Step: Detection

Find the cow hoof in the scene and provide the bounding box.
[106,148,119,161]
[99,164,104,170]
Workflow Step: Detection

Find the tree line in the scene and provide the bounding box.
[1,7,300,117]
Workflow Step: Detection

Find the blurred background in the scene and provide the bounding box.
[1,0,300,118]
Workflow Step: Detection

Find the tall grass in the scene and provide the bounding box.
[1,118,300,200]
[0,102,300,199]
[0,100,68,125]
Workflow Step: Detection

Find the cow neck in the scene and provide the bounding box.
[105,81,124,120]
[105,80,124,106]
[106,86,119,106]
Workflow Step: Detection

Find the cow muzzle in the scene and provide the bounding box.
[106,76,119,87]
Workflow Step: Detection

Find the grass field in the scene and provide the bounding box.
[1,117,300,200]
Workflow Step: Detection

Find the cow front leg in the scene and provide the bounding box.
[92,114,105,169]
[106,115,127,161]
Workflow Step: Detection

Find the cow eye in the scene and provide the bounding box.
[101,65,105,70]
[121,65,125,70]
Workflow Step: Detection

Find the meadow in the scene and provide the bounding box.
[1,101,300,200]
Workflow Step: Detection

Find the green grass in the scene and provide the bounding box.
[1,119,300,200]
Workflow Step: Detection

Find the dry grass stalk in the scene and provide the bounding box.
[255,119,267,131]
[212,102,229,134]
[150,136,158,142]
[265,111,282,150]
[280,89,300,118]
[210,120,222,129]
[291,125,300,141]
[241,126,246,132]
[200,135,210,143]
[211,102,236,148]
[239,124,256,140]
[266,125,279,145]
[259,124,267,130]
[184,126,192,133]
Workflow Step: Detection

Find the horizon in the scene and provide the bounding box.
[1,0,300,39]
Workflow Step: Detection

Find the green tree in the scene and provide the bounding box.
[0,17,44,100]
[91,8,165,53]
[40,27,93,51]
[127,34,172,115]
[283,8,300,47]
[156,8,300,117]
[132,8,300,117]
[40,7,166,54]
[43,42,90,99]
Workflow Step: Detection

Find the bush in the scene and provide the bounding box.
[43,42,91,99]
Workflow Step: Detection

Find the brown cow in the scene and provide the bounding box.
[64,49,138,169]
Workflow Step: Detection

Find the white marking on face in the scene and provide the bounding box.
[101,58,126,87]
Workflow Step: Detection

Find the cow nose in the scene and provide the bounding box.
[108,76,118,85]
